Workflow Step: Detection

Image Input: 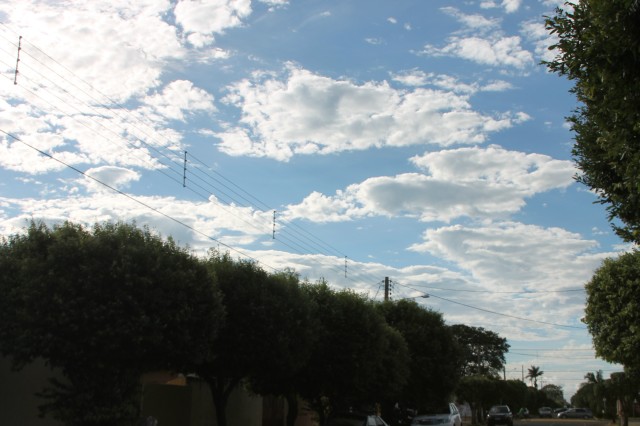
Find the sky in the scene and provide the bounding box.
[0,0,629,400]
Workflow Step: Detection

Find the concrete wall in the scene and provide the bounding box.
[1,356,317,426]
[0,356,62,426]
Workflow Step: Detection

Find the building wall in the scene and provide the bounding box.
[0,356,62,426]
[1,355,317,426]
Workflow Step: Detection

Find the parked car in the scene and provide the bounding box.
[486,405,513,426]
[325,412,391,426]
[538,407,553,418]
[554,408,569,417]
[557,408,593,419]
[411,403,462,426]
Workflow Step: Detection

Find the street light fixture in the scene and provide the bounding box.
[394,294,429,301]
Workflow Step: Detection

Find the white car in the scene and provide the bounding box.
[411,403,462,426]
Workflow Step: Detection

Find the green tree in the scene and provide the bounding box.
[294,281,406,424]
[199,253,316,426]
[583,250,640,369]
[544,0,640,242]
[449,324,510,378]
[0,221,224,426]
[456,375,500,425]
[526,366,544,389]
[608,370,640,426]
[377,299,461,412]
[540,383,566,407]
[245,269,317,426]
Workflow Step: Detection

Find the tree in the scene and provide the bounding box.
[456,375,500,425]
[544,1,640,243]
[294,282,407,423]
[376,299,461,412]
[449,324,510,378]
[608,370,640,426]
[541,383,566,407]
[0,221,225,426]
[526,366,544,389]
[198,253,315,426]
[583,250,640,369]
[245,269,317,426]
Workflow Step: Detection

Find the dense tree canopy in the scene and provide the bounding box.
[294,282,408,421]
[0,221,225,426]
[449,324,509,378]
[544,0,640,242]
[199,253,316,426]
[583,250,640,369]
[377,299,461,411]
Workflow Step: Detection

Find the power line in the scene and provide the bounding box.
[0,128,279,272]
[0,30,387,288]
[394,281,587,330]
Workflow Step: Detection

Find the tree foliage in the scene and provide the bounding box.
[198,253,316,426]
[583,250,640,369]
[377,299,461,411]
[526,365,544,389]
[544,0,640,242]
[0,221,224,426]
[449,324,509,378]
[293,282,407,421]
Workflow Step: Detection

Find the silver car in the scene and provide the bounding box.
[411,403,462,426]
[557,408,593,419]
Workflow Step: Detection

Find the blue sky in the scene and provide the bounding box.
[0,0,628,399]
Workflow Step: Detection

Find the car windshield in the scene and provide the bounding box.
[490,407,509,414]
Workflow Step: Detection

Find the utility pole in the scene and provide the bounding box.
[384,277,390,301]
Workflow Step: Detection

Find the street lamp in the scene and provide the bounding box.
[394,294,429,301]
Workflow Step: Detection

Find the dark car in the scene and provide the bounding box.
[554,408,568,417]
[538,407,553,418]
[558,408,593,419]
[487,405,513,426]
[325,412,390,426]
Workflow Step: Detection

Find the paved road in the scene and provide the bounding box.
[514,419,610,426]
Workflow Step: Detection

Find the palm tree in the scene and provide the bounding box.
[526,365,544,389]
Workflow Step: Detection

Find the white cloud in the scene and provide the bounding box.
[174,0,252,47]
[82,166,141,192]
[285,146,574,223]
[441,7,501,32]
[521,19,558,62]
[479,0,523,13]
[392,71,514,94]
[216,66,528,161]
[502,0,522,13]
[408,221,610,292]
[142,80,216,121]
[423,35,534,70]
[1,0,186,102]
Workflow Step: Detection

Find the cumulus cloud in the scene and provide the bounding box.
[81,166,141,192]
[441,7,502,32]
[392,70,514,94]
[480,0,523,13]
[423,35,534,69]
[521,19,558,62]
[285,146,574,223]
[215,66,528,161]
[142,80,216,121]
[174,0,252,47]
[408,221,609,293]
